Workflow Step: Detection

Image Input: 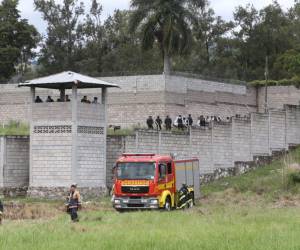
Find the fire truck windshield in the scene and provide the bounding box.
[116,162,156,180]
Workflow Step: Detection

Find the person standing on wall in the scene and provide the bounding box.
[164,115,172,131]
[66,184,81,222]
[146,116,154,129]
[155,116,162,131]
[177,115,184,130]
[187,114,193,127]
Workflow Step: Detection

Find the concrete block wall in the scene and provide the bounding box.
[251,113,270,156]
[257,86,300,112]
[77,133,105,187]
[31,131,73,187]
[286,105,300,145]
[106,105,300,188]
[0,136,29,188]
[32,103,72,121]
[232,118,252,162]
[269,110,287,150]
[0,104,298,191]
[212,123,233,170]
[0,75,258,128]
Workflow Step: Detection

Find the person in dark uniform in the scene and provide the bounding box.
[35,96,43,103]
[146,116,154,129]
[92,97,98,104]
[200,115,206,127]
[164,115,172,131]
[46,96,54,102]
[155,116,162,131]
[66,95,71,102]
[187,114,193,127]
[177,115,184,130]
[81,96,91,103]
[0,198,3,225]
[66,184,81,222]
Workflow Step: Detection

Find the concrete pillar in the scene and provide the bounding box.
[250,113,253,159]
[268,112,271,155]
[231,118,235,166]
[158,131,162,154]
[284,107,288,150]
[135,130,139,152]
[71,85,78,184]
[211,121,214,170]
[0,137,5,188]
[102,87,108,188]
[60,88,66,102]
[29,87,35,186]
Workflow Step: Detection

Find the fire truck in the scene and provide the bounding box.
[112,154,200,210]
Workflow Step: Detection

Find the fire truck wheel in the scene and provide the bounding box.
[164,197,171,211]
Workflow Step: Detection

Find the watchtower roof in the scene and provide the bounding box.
[19,71,119,89]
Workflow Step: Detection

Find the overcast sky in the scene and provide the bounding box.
[15,0,295,35]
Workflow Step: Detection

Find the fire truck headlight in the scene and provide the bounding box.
[150,199,158,204]
[114,199,121,204]
[122,199,129,203]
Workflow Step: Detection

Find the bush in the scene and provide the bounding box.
[288,170,300,183]
[249,77,300,88]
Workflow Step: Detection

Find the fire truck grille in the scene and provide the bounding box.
[121,186,149,194]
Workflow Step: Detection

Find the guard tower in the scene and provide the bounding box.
[19,71,118,198]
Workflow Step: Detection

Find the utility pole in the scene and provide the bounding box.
[264,55,269,113]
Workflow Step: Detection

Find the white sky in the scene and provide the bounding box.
[14,0,295,34]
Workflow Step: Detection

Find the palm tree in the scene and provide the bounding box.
[129,0,194,75]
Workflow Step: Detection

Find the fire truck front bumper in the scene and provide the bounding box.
[113,196,159,210]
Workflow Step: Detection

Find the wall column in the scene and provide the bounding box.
[268,111,271,155]
[0,137,6,188]
[29,87,35,186]
[102,87,108,188]
[71,85,78,184]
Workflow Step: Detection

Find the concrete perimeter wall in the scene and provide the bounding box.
[0,106,299,191]
[106,105,300,188]
[1,76,299,129]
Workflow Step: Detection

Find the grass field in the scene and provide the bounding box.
[1,147,300,250]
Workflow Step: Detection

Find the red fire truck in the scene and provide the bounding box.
[112,154,200,210]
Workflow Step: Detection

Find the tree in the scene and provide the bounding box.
[34,0,85,74]
[100,10,162,74]
[0,0,39,82]
[233,2,291,80]
[129,0,194,75]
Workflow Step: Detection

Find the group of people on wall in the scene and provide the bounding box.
[34,95,99,104]
[146,114,249,131]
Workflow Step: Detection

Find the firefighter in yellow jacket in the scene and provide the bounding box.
[66,184,81,222]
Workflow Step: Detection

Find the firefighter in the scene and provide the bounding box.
[0,198,3,225]
[66,184,81,222]
[146,116,154,129]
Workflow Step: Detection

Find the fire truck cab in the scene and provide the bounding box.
[112,154,200,210]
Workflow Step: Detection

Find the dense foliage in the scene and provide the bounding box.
[3,0,300,85]
[0,0,39,82]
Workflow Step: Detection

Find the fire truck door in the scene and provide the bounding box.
[166,162,174,189]
[158,163,167,188]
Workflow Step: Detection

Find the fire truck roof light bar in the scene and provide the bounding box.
[122,153,156,157]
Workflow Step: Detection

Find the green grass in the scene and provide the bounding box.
[0,121,29,136]
[202,147,300,199]
[1,147,300,250]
